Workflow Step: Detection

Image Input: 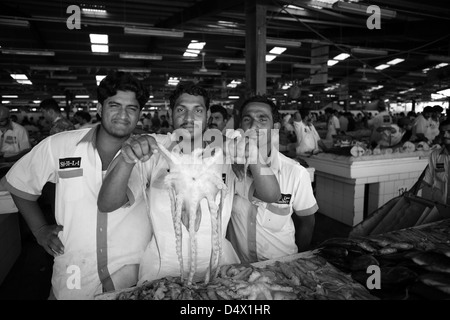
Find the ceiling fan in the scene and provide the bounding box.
[193,52,222,76]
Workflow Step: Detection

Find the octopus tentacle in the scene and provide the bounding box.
[172,188,185,282]
[206,194,219,283]
[187,204,198,285]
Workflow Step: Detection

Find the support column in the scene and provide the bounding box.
[245,0,267,95]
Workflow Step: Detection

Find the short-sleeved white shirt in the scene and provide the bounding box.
[326,115,341,140]
[228,150,318,263]
[3,127,151,299]
[125,134,240,284]
[0,121,31,156]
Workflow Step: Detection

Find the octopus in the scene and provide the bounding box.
[156,143,228,285]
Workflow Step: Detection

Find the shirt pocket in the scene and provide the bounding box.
[258,203,292,233]
[58,169,84,201]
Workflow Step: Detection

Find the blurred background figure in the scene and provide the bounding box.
[208,104,229,133]
[74,111,95,129]
[39,98,75,136]
[0,105,31,161]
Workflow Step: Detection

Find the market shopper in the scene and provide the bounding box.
[364,100,392,146]
[293,108,326,155]
[324,107,340,141]
[410,106,433,143]
[39,98,75,136]
[227,95,318,263]
[0,105,32,161]
[2,72,152,299]
[420,118,450,205]
[97,82,281,284]
[208,104,229,133]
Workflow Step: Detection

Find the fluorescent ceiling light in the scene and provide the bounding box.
[183,51,199,57]
[2,49,55,56]
[435,63,449,69]
[215,58,245,64]
[351,47,388,55]
[436,88,450,96]
[269,47,286,55]
[2,101,10,104]
[124,26,184,38]
[96,75,106,86]
[267,38,301,48]
[17,80,32,85]
[91,44,108,53]
[327,60,339,66]
[266,54,277,62]
[33,100,41,104]
[293,63,322,70]
[2,95,18,98]
[52,95,66,99]
[333,53,350,61]
[0,18,30,27]
[82,8,107,14]
[375,64,390,70]
[118,68,151,73]
[119,53,162,60]
[228,96,240,99]
[188,41,206,50]
[333,1,397,19]
[75,95,89,99]
[387,58,404,65]
[30,66,69,71]
[89,34,108,44]
[11,74,28,80]
[285,5,305,11]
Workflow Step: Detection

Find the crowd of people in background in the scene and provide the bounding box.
[278,102,449,156]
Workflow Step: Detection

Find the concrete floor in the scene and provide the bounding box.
[0,212,351,300]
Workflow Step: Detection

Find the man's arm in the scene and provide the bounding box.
[11,194,64,256]
[292,214,315,252]
[97,134,159,212]
[97,156,136,212]
[250,162,281,203]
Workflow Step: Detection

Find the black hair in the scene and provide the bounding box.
[97,71,149,109]
[74,111,91,122]
[210,104,228,120]
[299,108,311,119]
[239,95,280,124]
[169,81,210,111]
[40,98,60,113]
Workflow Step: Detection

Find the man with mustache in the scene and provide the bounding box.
[208,104,229,133]
[2,72,152,299]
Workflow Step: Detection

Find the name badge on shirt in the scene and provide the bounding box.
[436,163,445,172]
[59,157,82,169]
[277,193,292,204]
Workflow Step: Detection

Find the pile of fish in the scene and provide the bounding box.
[96,253,376,300]
[315,219,450,300]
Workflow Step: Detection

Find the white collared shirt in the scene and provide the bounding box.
[228,150,318,263]
[0,121,31,156]
[3,126,151,299]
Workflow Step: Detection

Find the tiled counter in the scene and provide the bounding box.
[306,151,431,226]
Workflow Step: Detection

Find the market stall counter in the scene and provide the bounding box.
[306,150,431,227]
[95,219,450,300]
